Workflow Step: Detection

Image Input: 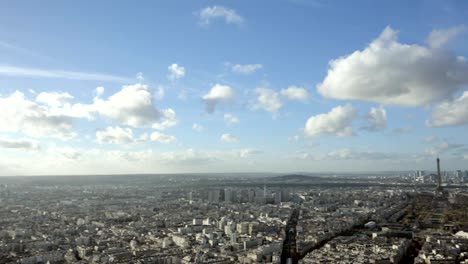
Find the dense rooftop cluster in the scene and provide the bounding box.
[0,174,467,263]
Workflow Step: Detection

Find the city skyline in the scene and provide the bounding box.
[1,1,468,175]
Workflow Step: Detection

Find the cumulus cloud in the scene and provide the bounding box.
[95,86,105,96]
[231,64,262,74]
[304,104,357,137]
[361,106,387,132]
[238,149,261,158]
[167,63,185,81]
[224,113,239,125]
[253,88,282,114]
[93,84,159,127]
[197,6,244,26]
[0,91,77,140]
[202,84,235,113]
[94,84,178,129]
[35,91,93,119]
[280,86,310,101]
[427,91,468,127]
[0,84,178,141]
[96,126,135,144]
[220,133,238,143]
[317,26,468,106]
[427,25,467,49]
[152,109,178,130]
[192,123,204,132]
[150,131,176,144]
[0,136,39,150]
[36,92,73,107]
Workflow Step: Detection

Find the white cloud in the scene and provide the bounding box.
[362,106,387,132]
[136,72,144,83]
[192,123,204,132]
[253,88,282,114]
[0,91,77,140]
[198,6,244,26]
[93,84,158,127]
[167,64,185,81]
[36,92,73,107]
[47,101,95,120]
[326,148,395,160]
[95,86,105,96]
[224,113,239,125]
[280,86,310,101]
[0,136,39,150]
[239,148,261,158]
[231,64,262,74]
[96,126,135,144]
[427,91,468,127]
[202,84,235,113]
[158,148,216,165]
[304,104,357,137]
[427,25,467,49]
[0,84,178,141]
[425,140,464,156]
[150,131,176,144]
[94,83,178,129]
[220,133,238,143]
[152,109,178,130]
[0,65,132,83]
[317,26,468,106]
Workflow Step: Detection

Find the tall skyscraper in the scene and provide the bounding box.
[224,188,232,203]
[275,191,282,204]
[208,190,220,203]
[436,157,443,193]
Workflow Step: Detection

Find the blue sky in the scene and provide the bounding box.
[1,0,467,175]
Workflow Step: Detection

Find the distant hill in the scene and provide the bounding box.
[270,174,323,181]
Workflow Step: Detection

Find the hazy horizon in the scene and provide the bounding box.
[0,169,450,178]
